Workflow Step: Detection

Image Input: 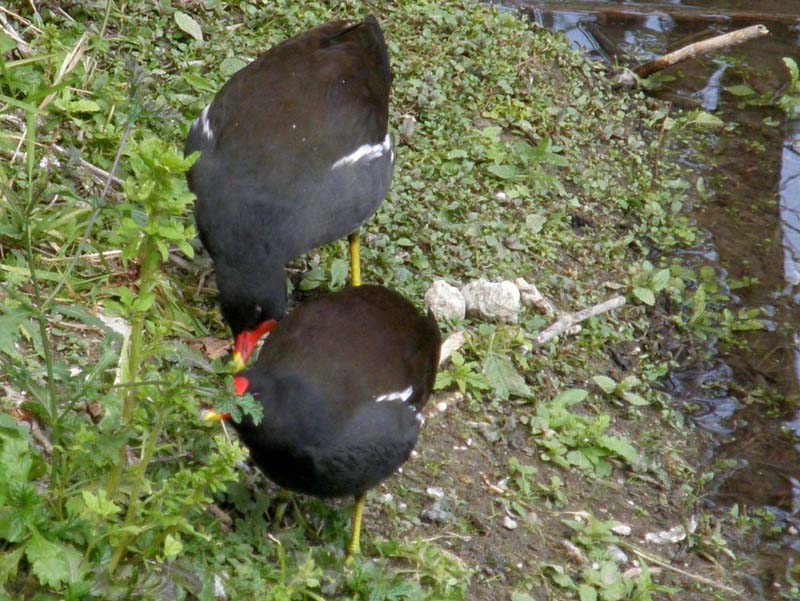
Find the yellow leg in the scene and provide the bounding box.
[348,231,361,287]
[345,494,365,561]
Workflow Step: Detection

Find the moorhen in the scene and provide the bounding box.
[204,285,440,557]
[185,16,394,369]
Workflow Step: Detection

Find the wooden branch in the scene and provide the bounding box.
[634,25,769,78]
[535,295,626,346]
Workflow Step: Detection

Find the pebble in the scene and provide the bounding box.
[424,280,466,321]
[502,516,518,530]
[612,523,632,536]
[607,544,629,564]
[461,278,521,322]
[645,526,686,545]
[426,486,445,499]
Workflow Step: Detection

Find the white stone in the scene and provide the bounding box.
[607,544,629,564]
[514,277,557,316]
[426,486,445,499]
[424,280,466,321]
[461,279,521,322]
[645,525,686,545]
[612,523,632,536]
[503,516,518,530]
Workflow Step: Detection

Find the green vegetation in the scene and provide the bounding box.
[0,0,752,599]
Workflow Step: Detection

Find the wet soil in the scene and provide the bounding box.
[504,0,800,596]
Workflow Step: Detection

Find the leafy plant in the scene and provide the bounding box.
[529,389,640,477]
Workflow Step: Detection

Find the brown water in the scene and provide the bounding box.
[500,0,800,596]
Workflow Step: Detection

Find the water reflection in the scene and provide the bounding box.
[781,121,800,288]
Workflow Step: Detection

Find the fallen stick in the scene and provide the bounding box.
[620,542,746,598]
[535,295,626,346]
[634,24,769,78]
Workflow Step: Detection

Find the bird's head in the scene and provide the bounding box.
[217,267,286,369]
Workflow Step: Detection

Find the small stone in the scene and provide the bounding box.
[607,544,629,564]
[398,114,417,143]
[503,516,518,530]
[420,500,453,526]
[461,279,521,322]
[514,278,557,316]
[645,525,686,545]
[424,280,466,321]
[612,523,632,536]
[426,486,445,499]
[436,401,448,413]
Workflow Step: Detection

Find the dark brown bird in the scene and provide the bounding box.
[185,16,393,368]
[205,285,440,557]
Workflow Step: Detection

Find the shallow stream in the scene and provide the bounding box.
[500,0,800,596]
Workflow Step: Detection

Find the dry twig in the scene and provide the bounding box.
[621,542,746,597]
[634,24,769,78]
[535,296,626,346]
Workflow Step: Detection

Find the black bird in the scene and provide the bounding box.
[204,285,440,557]
[185,16,393,368]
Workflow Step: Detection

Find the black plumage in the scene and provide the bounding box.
[230,285,439,499]
[186,17,393,363]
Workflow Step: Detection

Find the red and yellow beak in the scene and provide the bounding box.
[201,408,231,423]
[232,319,277,371]
[201,377,249,423]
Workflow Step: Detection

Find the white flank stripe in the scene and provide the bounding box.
[332,133,391,170]
[197,105,213,141]
[374,385,413,404]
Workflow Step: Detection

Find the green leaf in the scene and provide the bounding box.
[69,99,101,113]
[566,450,593,471]
[598,435,639,466]
[220,57,248,77]
[0,545,25,586]
[687,111,724,128]
[0,309,28,358]
[483,353,531,399]
[329,258,348,288]
[0,32,16,54]
[621,391,649,406]
[298,265,325,291]
[81,490,121,518]
[578,584,598,601]
[650,268,671,292]
[783,57,799,83]
[174,11,203,42]
[487,164,518,180]
[163,534,183,560]
[26,533,68,588]
[553,389,588,406]
[725,84,755,97]
[592,375,617,394]
[633,287,655,306]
